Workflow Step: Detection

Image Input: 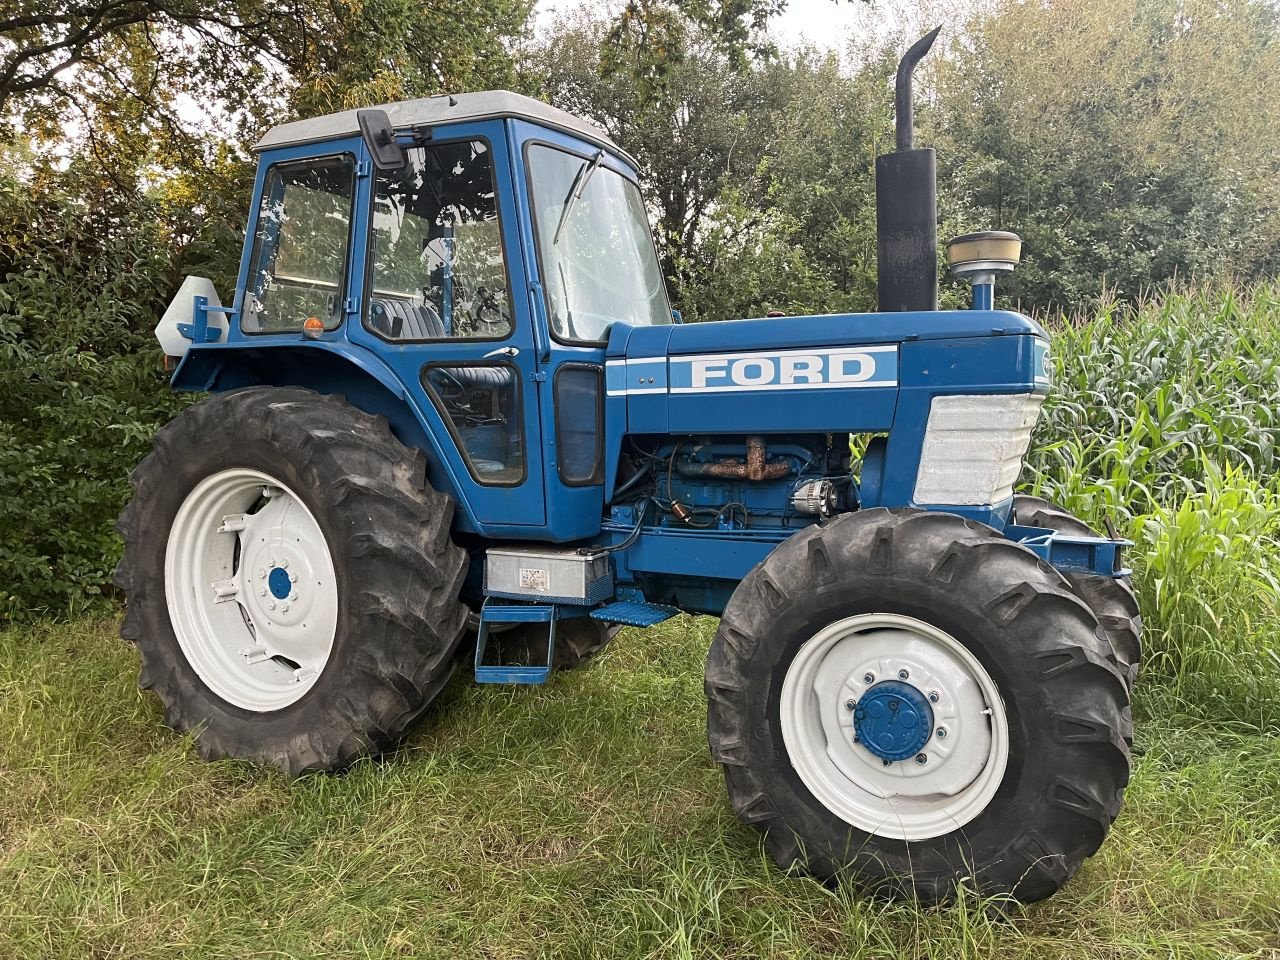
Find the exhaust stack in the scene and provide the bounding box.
[876,27,942,313]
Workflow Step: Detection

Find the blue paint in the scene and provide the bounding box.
[972,281,994,311]
[589,600,679,627]
[1006,524,1132,576]
[267,567,292,600]
[854,680,934,762]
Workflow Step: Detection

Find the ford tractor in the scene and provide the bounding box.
[117,31,1140,904]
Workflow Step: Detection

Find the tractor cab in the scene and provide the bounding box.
[167,91,670,537]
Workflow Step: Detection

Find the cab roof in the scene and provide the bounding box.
[254,90,628,161]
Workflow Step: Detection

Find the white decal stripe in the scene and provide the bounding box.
[668,379,896,394]
[606,387,667,396]
[669,344,897,364]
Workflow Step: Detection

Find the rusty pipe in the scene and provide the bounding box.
[674,436,792,482]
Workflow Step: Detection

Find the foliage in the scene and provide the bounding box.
[1024,282,1280,730]
[0,168,190,618]
[932,0,1280,311]
[0,0,533,148]
[1025,283,1280,521]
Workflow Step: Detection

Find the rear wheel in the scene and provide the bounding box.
[706,509,1131,904]
[1012,495,1142,689]
[115,387,469,775]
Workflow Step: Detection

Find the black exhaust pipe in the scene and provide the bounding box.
[876,27,942,312]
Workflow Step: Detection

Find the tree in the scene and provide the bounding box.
[930,0,1280,310]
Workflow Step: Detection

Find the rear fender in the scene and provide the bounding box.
[171,343,480,533]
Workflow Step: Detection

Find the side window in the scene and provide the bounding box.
[243,156,355,333]
[367,140,512,341]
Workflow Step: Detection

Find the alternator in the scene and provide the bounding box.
[790,479,839,517]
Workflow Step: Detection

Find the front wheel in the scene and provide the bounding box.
[705,509,1131,904]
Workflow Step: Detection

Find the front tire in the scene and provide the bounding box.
[705,509,1131,904]
[115,387,469,775]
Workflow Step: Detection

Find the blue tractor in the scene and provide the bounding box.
[118,33,1139,903]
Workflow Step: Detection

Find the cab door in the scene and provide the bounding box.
[348,121,546,531]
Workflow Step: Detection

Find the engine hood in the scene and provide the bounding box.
[604,309,1048,436]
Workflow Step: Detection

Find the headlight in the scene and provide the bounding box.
[914,393,1044,506]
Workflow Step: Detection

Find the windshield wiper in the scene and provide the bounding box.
[552,149,604,245]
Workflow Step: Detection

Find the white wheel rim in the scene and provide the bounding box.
[779,613,1009,841]
[164,468,339,712]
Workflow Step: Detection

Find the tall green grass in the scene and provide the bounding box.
[1026,282,1280,731]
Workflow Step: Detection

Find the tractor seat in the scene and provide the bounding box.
[371,298,515,392]
[370,298,445,339]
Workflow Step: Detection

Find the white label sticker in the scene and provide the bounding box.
[520,568,550,592]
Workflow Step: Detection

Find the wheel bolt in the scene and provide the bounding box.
[936,727,947,739]
[280,558,289,569]
[915,753,928,765]
[289,573,299,583]
[882,759,891,767]
[259,588,267,597]
[863,672,875,684]
[257,568,266,579]
[845,698,856,711]
[929,690,939,703]
[267,600,276,610]
[289,592,298,602]
[898,669,909,680]
[281,603,290,612]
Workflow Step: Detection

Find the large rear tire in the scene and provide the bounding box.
[705,508,1131,904]
[115,387,469,775]
[1012,495,1142,689]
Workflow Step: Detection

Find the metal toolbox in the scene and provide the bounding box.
[484,546,614,604]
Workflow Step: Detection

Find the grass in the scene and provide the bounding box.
[1,616,1278,959]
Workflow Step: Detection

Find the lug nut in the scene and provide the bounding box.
[882,759,891,767]
[259,588,267,597]
[289,592,298,602]
[936,727,947,739]
[257,568,266,579]
[289,573,299,583]
[845,698,856,711]
[863,672,875,684]
[915,753,928,765]
[898,669,910,680]
[280,558,289,569]
[281,603,290,612]
[929,690,940,703]
[267,600,276,610]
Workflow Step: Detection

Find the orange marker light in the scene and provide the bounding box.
[302,317,324,339]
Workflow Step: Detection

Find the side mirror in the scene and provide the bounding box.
[357,109,406,170]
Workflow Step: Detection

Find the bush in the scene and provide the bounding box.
[0,174,188,619]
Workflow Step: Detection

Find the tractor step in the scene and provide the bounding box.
[590,600,680,628]
[473,602,558,685]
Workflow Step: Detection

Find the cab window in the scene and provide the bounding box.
[366,140,512,341]
[243,156,355,333]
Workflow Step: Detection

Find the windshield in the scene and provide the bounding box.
[527,144,671,341]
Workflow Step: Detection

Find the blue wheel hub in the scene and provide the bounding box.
[267,566,292,600]
[853,680,934,762]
